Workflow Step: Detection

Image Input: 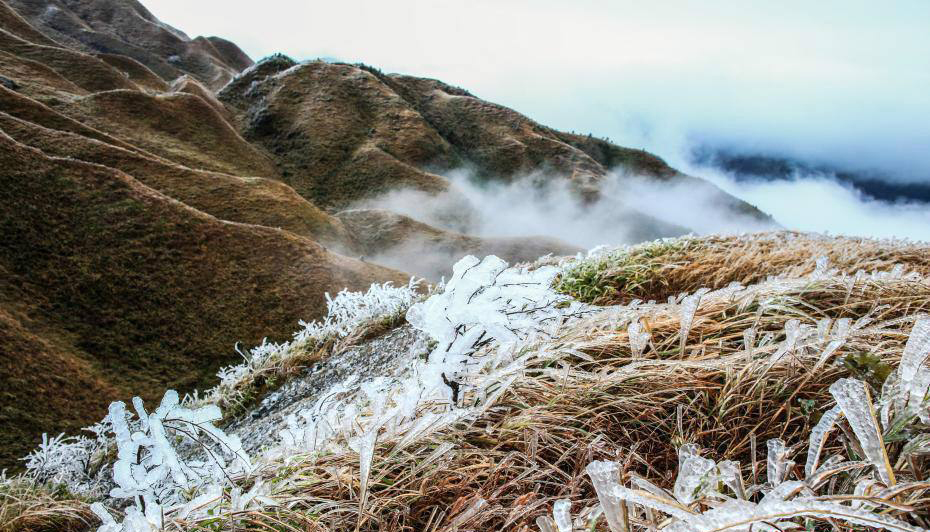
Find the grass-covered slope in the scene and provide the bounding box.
[0,111,353,246]
[59,90,278,177]
[4,0,251,88]
[5,232,930,531]
[219,59,459,209]
[218,57,771,234]
[555,231,930,304]
[0,132,406,469]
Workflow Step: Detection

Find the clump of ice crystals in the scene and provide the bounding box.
[93,390,252,531]
[406,255,585,402]
[275,255,588,517]
[206,279,421,404]
[627,319,651,358]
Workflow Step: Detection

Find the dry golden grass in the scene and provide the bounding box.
[0,478,92,532]
[8,233,930,531]
[556,231,930,305]
[0,130,406,469]
[202,266,930,531]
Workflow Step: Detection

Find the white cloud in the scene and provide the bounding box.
[686,165,930,242]
[143,0,930,239]
[353,170,777,251]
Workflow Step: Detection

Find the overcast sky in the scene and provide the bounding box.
[147,0,930,240]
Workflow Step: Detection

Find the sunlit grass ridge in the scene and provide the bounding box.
[5,231,930,531]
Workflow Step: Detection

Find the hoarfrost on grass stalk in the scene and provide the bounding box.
[560,316,930,532]
[205,279,422,405]
[93,389,253,531]
[276,256,589,456]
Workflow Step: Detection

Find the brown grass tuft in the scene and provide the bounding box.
[0,479,92,532]
[556,231,930,304]
[218,268,930,531]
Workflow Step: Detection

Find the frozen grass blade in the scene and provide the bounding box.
[805,405,842,477]
[899,317,930,422]
[829,378,896,486]
[553,499,572,532]
[664,499,926,532]
[766,439,792,486]
[585,461,630,532]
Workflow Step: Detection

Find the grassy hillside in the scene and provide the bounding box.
[5,232,929,531]
[0,132,405,468]
[5,0,251,88]
[0,0,780,477]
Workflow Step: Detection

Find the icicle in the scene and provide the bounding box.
[898,317,930,422]
[805,405,842,477]
[678,289,710,353]
[553,499,573,532]
[829,378,896,486]
[628,319,651,358]
[536,516,558,532]
[585,461,629,532]
[718,460,746,499]
[743,327,756,357]
[766,439,793,486]
[356,429,378,518]
[673,446,717,504]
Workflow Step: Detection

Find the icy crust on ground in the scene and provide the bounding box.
[194,279,421,407]
[270,255,590,459]
[227,325,427,453]
[14,238,930,531]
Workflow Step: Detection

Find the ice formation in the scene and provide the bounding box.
[829,378,895,486]
[11,237,930,531]
[572,319,930,532]
[87,390,252,531]
[273,255,588,469]
[627,319,650,357]
[897,316,930,423]
[204,279,421,405]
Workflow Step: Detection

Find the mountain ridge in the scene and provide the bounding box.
[0,0,772,468]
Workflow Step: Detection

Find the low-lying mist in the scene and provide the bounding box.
[343,169,777,278]
[685,163,930,242]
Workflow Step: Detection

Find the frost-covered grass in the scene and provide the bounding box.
[194,279,424,418]
[554,238,690,304]
[556,231,930,304]
[207,240,927,530]
[6,232,930,531]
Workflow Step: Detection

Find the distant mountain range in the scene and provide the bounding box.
[0,0,773,467]
[693,147,930,204]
